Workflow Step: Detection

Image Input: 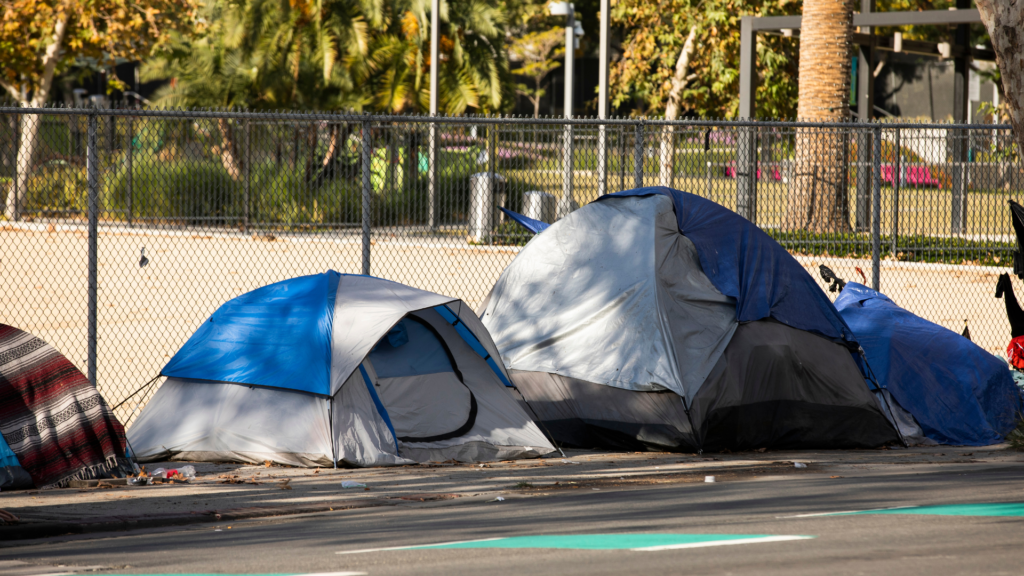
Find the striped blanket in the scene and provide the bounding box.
[0,325,133,489]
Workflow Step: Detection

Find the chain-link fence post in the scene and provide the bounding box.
[243,120,251,232]
[361,120,372,275]
[87,112,99,388]
[126,115,134,227]
[489,123,498,226]
[634,120,644,189]
[736,126,757,222]
[428,122,437,230]
[855,123,872,232]
[619,125,626,191]
[951,127,968,234]
[891,127,901,257]
[872,125,882,291]
[597,124,607,196]
[558,123,574,218]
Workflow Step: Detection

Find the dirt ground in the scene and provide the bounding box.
[0,223,1014,424]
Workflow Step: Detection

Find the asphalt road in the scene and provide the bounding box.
[3,460,1023,576]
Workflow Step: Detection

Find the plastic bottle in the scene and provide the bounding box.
[149,466,197,480]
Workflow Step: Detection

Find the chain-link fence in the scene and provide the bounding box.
[1,106,1020,425]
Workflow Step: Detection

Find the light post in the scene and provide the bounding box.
[428,0,440,230]
[597,0,610,196]
[549,2,583,218]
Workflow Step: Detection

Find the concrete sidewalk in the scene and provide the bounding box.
[2,444,1020,543]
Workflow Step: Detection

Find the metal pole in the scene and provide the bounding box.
[564,9,575,119]
[596,0,610,196]
[891,128,900,257]
[126,117,133,227]
[428,0,439,230]
[361,121,372,275]
[619,125,626,190]
[87,112,99,388]
[243,120,251,232]
[951,0,970,235]
[872,126,882,291]
[558,7,575,218]
[736,127,757,221]
[738,17,757,120]
[559,124,574,218]
[855,125,872,232]
[489,123,498,227]
[634,121,644,189]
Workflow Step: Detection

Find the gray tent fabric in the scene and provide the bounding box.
[129,377,343,467]
[329,275,457,396]
[483,195,737,398]
[483,195,900,451]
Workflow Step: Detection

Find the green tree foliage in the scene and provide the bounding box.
[367,0,512,114]
[142,0,375,111]
[509,27,564,117]
[610,0,801,118]
[0,0,196,220]
[143,0,511,115]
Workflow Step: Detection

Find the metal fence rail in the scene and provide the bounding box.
[0,106,1020,424]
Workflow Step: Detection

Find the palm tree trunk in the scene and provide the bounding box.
[217,119,245,181]
[977,0,1024,154]
[785,0,855,232]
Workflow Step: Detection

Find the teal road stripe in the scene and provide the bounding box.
[112,569,366,573]
[336,534,814,554]
[788,502,1024,518]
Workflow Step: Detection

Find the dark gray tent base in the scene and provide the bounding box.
[511,321,901,452]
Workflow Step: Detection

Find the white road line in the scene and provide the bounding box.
[778,506,916,518]
[336,535,813,555]
[295,572,369,576]
[336,538,505,555]
[631,535,814,552]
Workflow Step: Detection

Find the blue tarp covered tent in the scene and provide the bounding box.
[835,283,1021,446]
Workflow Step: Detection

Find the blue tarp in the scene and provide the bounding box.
[836,283,1021,446]
[598,187,856,345]
[162,271,340,395]
[501,207,550,234]
[0,432,19,468]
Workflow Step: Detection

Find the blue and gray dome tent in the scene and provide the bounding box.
[128,272,554,466]
[483,187,901,451]
[835,283,1021,446]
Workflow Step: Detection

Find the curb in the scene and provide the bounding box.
[0,498,397,542]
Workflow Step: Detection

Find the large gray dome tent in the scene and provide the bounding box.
[482,188,901,452]
[128,272,554,466]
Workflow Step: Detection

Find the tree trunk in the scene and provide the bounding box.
[4,14,69,221]
[659,27,697,188]
[216,119,245,181]
[784,0,854,232]
[977,0,1024,153]
[303,125,318,185]
[310,124,341,188]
